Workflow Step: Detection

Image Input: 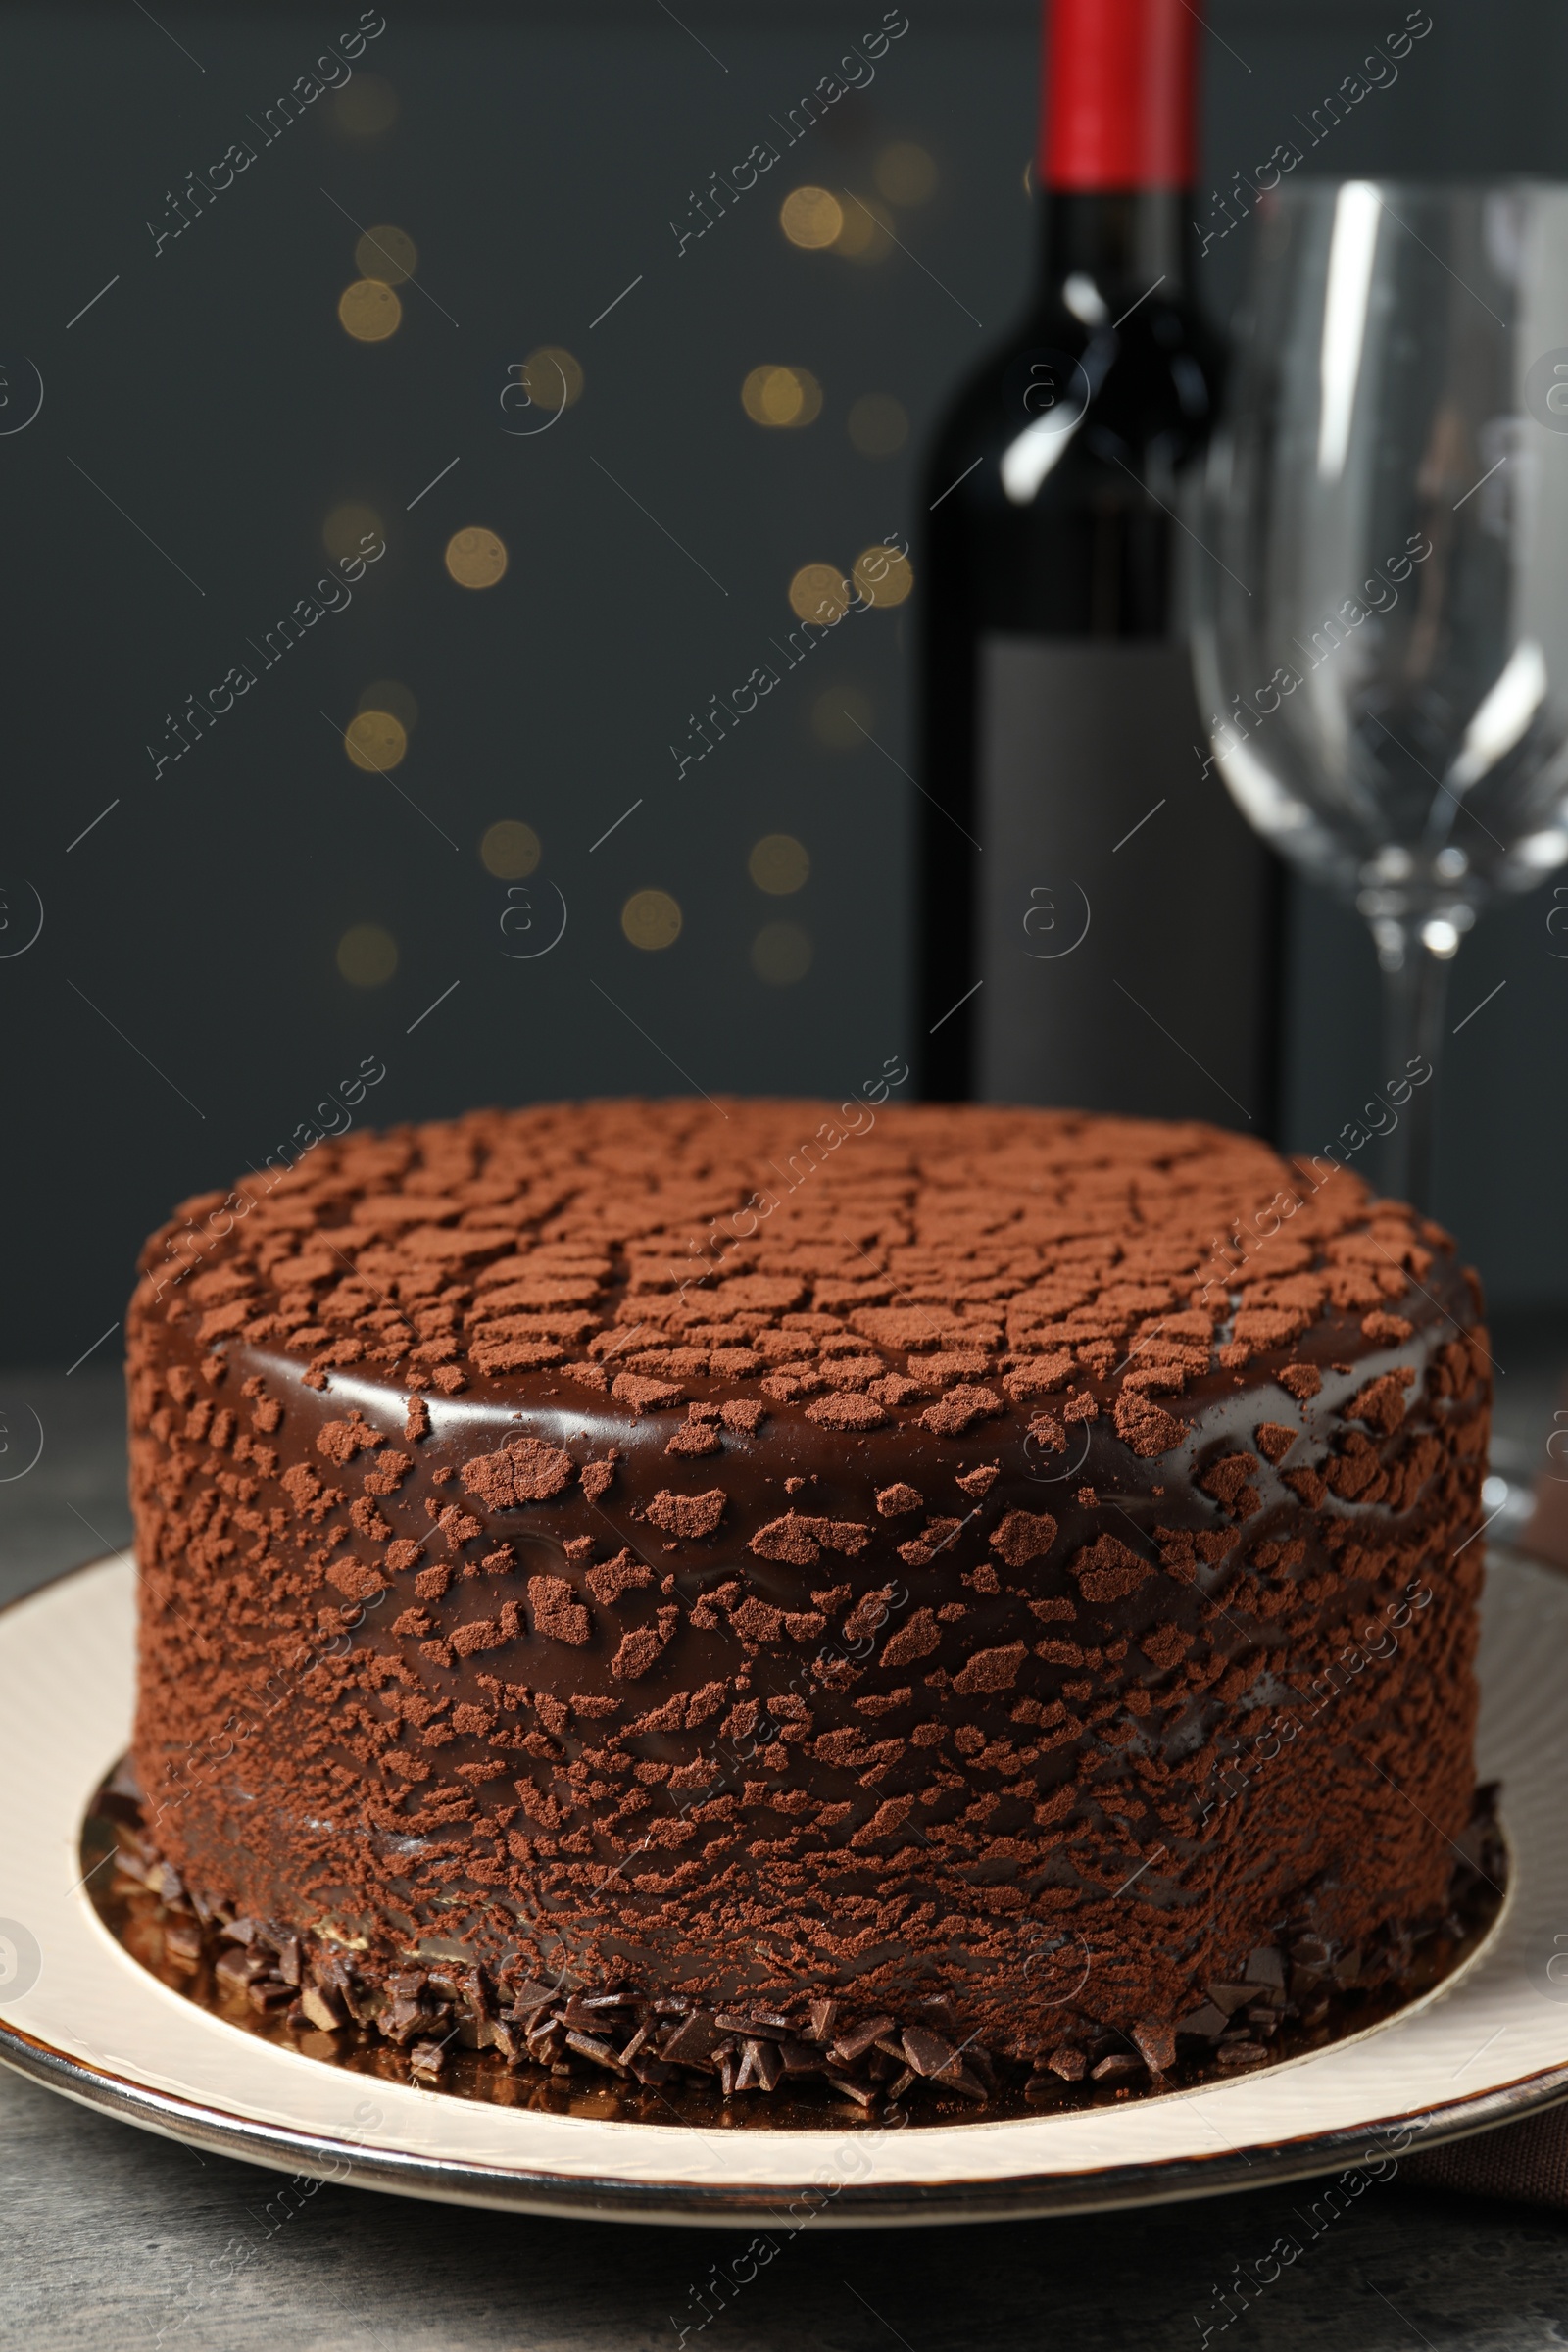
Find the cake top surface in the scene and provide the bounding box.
[141,1098,1447,1437]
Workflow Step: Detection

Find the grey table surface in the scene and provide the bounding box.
[5,1326,1568,2352]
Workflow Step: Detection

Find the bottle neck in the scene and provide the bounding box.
[1035,189,1189,299]
[1041,0,1199,190]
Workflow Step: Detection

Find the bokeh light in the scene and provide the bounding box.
[789,563,851,624]
[343,710,408,772]
[444,527,508,588]
[622,889,682,951]
[874,142,938,206]
[336,923,399,986]
[322,501,385,561]
[780,187,843,249]
[331,75,399,137]
[848,393,909,458]
[357,679,417,732]
[338,279,402,341]
[853,543,915,608]
[480,820,541,879]
[834,195,895,263]
[354,223,417,284]
[811,686,874,748]
[741,366,823,428]
[752,921,813,985]
[520,346,584,410]
[749,834,810,895]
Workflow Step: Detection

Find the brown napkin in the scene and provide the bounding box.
[1401,2103,1568,2210]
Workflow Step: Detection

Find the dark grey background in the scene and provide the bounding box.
[7,4,1568,2329]
[1,0,1565,1354]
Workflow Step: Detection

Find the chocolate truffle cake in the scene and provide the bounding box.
[124,1100,1492,2107]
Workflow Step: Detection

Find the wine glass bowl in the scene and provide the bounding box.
[1192,180,1568,1201]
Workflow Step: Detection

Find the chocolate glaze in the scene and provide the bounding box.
[92,1767,1507,2122]
[126,1102,1490,2063]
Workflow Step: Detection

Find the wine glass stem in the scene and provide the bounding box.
[1376,930,1449,1213]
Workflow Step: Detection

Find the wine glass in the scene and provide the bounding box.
[1192,179,1568,1211]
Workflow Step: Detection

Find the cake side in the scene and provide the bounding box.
[126,1101,1490,2083]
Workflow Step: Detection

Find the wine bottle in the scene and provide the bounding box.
[917,0,1280,1129]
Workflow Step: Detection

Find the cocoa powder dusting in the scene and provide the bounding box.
[125,1100,1489,2088]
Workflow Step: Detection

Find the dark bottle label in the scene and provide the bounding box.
[973,636,1274,1124]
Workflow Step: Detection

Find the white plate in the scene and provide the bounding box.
[0,1551,1563,2229]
